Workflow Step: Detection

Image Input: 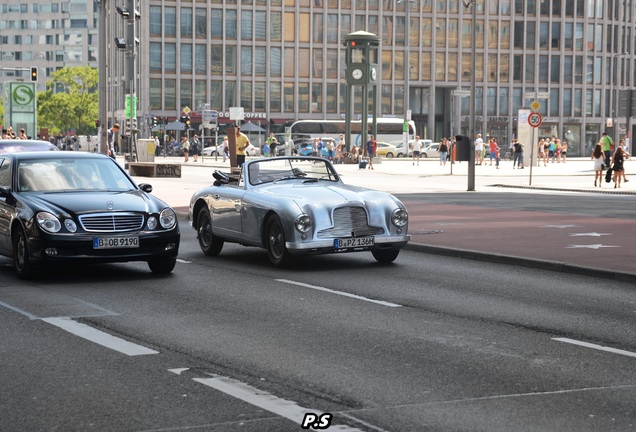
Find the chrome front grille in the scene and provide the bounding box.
[79,212,144,233]
[317,206,384,238]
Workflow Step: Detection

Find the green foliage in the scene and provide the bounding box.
[37,66,99,136]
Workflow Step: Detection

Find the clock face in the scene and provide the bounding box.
[371,68,377,80]
[352,68,363,80]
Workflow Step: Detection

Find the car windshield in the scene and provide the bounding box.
[248,157,339,186]
[17,158,136,192]
[0,140,58,154]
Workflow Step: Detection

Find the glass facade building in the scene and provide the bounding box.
[2,1,636,156]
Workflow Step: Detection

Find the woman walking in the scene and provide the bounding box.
[591,143,604,187]
[612,147,626,188]
[439,138,449,166]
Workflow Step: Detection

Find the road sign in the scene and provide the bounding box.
[453,89,471,97]
[528,112,543,128]
[182,106,191,115]
[229,107,245,121]
[530,100,540,111]
[203,110,218,122]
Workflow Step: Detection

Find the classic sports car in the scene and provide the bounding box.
[189,156,409,267]
[0,152,180,278]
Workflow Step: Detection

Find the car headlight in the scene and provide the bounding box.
[147,216,158,230]
[159,208,177,229]
[36,212,62,233]
[391,208,408,227]
[294,214,312,233]
[64,219,78,233]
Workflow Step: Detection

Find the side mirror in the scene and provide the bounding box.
[138,183,153,193]
[0,186,10,198]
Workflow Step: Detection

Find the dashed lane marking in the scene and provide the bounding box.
[553,337,636,359]
[276,279,402,308]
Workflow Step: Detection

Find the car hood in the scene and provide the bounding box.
[23,190,168,216]
[257,181,400,207]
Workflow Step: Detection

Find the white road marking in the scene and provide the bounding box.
[177,258,191,263]
[42,317,159,356]
[541,224,581,228]
[168,368,190,375]
[0,300,39,320]
[276,279,402,308]
[568,232,612,237]
[193,375,364,431]
[565,244,620,249]
[552,337,636,358]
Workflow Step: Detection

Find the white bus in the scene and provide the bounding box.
[275,118,416,147]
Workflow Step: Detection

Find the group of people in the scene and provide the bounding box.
[1,126,28,140]
[591,133,629,188]
[537,137,569,165]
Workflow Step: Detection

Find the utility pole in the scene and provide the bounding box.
[98,1,109,155]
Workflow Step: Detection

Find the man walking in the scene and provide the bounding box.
[474,133,484,165]
[107,123,120,159]
[601,132,613,167]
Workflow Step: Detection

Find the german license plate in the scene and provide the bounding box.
[334,236,374,250]
[93,236,139,249]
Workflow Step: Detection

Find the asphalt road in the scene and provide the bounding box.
[1,220,635,432]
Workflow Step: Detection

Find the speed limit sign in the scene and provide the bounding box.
[528,112,543,128]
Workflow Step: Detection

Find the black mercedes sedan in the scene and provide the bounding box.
[0,152,180,278]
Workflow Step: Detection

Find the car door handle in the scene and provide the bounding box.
[212,194,220,200]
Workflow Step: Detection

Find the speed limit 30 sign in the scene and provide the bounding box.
[528,112,543,128]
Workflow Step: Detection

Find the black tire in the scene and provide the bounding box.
[148,257,176,274]
[422,153,428,158]
[197,207,224,256]
[372,249,400,264]
[265,215,293,267]
[13,226,36,279]
[385,152,394,158]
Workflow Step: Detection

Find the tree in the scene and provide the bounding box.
[37,66,98,136]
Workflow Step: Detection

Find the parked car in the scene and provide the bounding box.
[202,145,219,156]
[421,143,440,158]
[189,156,410,267]
[245,143,261,157]
[296,138,336,158]
[0,152,180,278]
[374,141,398,158]
[0,139,59,154]
[394,139,432,158]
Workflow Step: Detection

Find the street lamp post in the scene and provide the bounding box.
[462,0,477,191]
[98,0,109,155]
[399,0,415,152]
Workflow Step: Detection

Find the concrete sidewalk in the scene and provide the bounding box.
[127,156,636,283]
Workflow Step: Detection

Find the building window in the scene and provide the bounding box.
[255,11,266,41]
[271,12,282,42]
[180,79,192,109]
[195,8,207,38]
[312,83,322,113]
[181,44,192,73]
[165,79,176,110]
[225,46,236,75]
[150,6,162,37]
[284,47,295,78]
[284,83,294,113]
[211,46,222,74]
[165,43,176,73]
[241,82,252,110]
[195,80,206,110]
[255,82,266,111]
[313,48,323,79]
[165,7,176,37]
[326,83,337,113]
[241,47,252,75]
[226,10,237,40]
[150,42,162,72]
[211,10,222,39]
[499,88,509,116]
[195,44,206,74]
[181,8,192,38]
[225,82,236,108]
[241,11,253,41]
[270,82,281,112]
[549,88,560,116]
[270,47,282,77]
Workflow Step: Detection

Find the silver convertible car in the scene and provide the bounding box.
[189,156,410,267]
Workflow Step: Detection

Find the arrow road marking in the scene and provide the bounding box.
[568,232,612,237]
[565,244,620,249]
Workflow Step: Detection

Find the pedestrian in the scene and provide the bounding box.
[474,133,484,165]
[235,125,250,168]
[439,138,449,166]
[266,132,278,157]
[181,135,190,162]
[221,136,229,162]
[19,128,28,139]
[263,141,270,157]
[312,138,319,157]
[560,140,568,163]
[6,126,16,139]
[512,139,524,169]
[366,134,377,170]
[537,139,547,166]
[547,138,556,163]
[612,147,626,188]
[327,139,335,161]
[412,135,422,166]
[489,137,498,166]
[618,139,630,183]
[601,132,613,167]
[107,123,120,159]
[190,134,200,162]
[591,143,604,187]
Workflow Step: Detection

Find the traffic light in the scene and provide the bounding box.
[95,120,100,128]
[179,116,186,123]
[184,116,191,128]
[30,66,38,82]
[151,116,158,127]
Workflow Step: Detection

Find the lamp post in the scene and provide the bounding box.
[398,0,416,151]
[98,0,109,155]
[462,0,477,191]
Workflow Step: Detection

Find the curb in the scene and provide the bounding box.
[404,242,636,284]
